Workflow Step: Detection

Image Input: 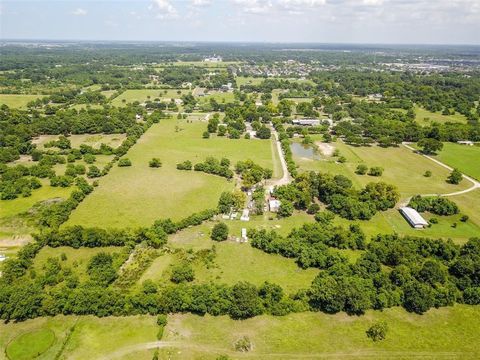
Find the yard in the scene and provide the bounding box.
[66,117,277,228]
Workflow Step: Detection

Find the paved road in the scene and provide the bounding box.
[402,143,480,197]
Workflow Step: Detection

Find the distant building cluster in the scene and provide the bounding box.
[204,55,222,62]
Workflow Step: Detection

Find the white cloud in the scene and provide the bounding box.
[150,0,178,18]
[233,0,273,14]
[191,0,212,6]
[71,8,87,16]
[362,0,383,6]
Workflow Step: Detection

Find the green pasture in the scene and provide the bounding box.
[0,180,73,219]
[111,89,191,106]
[161,305,480,359]
[0,94,45,109]
[66,118,277,228]
[434,142,480,181]
[236,76,265,87]
[414,105,468,126]
[294,141,470,200]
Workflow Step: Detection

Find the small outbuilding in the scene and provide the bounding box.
[269,199,281,212]
[241,228,248,242]
[400,207,429,229]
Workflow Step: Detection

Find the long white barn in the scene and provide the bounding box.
[400,207,429,229]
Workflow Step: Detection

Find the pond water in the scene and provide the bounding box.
[290,142,322,160]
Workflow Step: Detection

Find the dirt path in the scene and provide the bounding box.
[402,143,480,197]
[269,128,292,187]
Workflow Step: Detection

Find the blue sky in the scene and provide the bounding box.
[1,0,479,44]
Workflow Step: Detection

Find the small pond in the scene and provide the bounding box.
[290,142,322,160]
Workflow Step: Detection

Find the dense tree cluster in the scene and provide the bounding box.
[193,157,234,179]
[408,195,460,216]
[235,159,272,188]
[272,171,398,220]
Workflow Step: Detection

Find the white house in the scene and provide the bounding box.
[400,207,429,229]
[457,140,474,146]
[269,199,281,212]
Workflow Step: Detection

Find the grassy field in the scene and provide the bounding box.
[6,328,55,360]
[111,89,191,106]
[0,180,73,219]
[67,118,277,228]
[0,315,158,360]
[32,133,126,150]
[198,91,236,104]
[192,241,318,293]
[0,94,45,108]
[3,306,479,359]
[294,141,470,200]
[32,246,125,281]
[414,105,468,126]
[435,142,480,181]
[161,305,480,359]
[236,76,265,87]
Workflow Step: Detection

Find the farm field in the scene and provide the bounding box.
[414,105,468,125]
[111,89,191,106]
[0,94,45,108]
[434,142,480,180]
[66,118,277,228]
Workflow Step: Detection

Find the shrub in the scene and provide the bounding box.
[307,203,320,214]
[460,215,469,222]
[87,165,101,178]
[447,168,463,184]
[170,263,194,283]
[368,166,384,176]
[149,158,162,168]
[234,336,253,352]
[118,158,132,167]
[176,160,192,170]
[338,156,346,163]
[211,222,229,241]
[356,164,368,175]
[202,131,210,139]
[366,322,388,341]
[424,170,432,177]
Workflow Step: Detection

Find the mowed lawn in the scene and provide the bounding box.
[415,105,468,126]
[0,94,45,108]
[67,118,276,228]
[435,142,480,181]
[111,89,191,106]
[295,141,470,200]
